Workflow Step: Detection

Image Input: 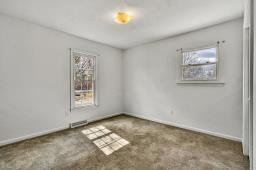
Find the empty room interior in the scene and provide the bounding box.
[0,0,256,169]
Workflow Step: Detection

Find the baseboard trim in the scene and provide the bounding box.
[124,112,242,142]
[0,125,69,147]
[0,112,123,147]
[0,112,242,147]
[87,112,123,123]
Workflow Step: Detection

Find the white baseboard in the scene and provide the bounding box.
[124,112,242,142]
[0,125,69,147]
[242,139,249,156]
[87,112,122,123]
[0,112,241,147]
[0,112,123,147]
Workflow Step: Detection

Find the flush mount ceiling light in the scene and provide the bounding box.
[115,12,133,24]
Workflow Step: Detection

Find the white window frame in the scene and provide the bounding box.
[70,49,99,110]
[177,43,224,84]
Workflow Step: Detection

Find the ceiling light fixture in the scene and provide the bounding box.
[115,12,133,24]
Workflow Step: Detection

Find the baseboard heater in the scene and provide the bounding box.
[70,120,88,128]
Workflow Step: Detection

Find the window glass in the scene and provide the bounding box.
[72,52,96,107]
[181,47,217,81]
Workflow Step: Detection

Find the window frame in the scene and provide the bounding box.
[179,44,220,82]
[70,48,99,110]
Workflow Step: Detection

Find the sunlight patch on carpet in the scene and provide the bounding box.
[93,133,129,155]
[82,125,129,155]
[81,125,111,140]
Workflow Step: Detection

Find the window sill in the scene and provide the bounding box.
[176,81,225,85]
[71,104,99,111]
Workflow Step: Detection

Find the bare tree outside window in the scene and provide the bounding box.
[181,46,218,81]
[71,51,97,108]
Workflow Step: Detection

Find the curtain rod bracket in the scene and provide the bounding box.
[176,48,182,52]
[217,40,226,44]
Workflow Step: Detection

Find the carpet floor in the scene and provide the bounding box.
[0,115,249,170]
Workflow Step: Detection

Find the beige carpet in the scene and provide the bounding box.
[0,115,249,170]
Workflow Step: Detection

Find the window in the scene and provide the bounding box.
[180,45,218,81]
[71,49,97,109]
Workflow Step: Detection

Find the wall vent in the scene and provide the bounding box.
[70,120,88,128]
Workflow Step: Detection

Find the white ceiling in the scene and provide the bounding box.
[0,0,244,49]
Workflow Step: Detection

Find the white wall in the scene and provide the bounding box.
[0,14,123,144]
[0,14,245,146]
[123,19,243,140]
[242,0,251,156]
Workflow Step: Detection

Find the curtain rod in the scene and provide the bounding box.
[176,40,226,52]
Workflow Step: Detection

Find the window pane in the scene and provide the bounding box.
[182,64,216,80]
[183,47,217,65]
[73,53,95,107]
